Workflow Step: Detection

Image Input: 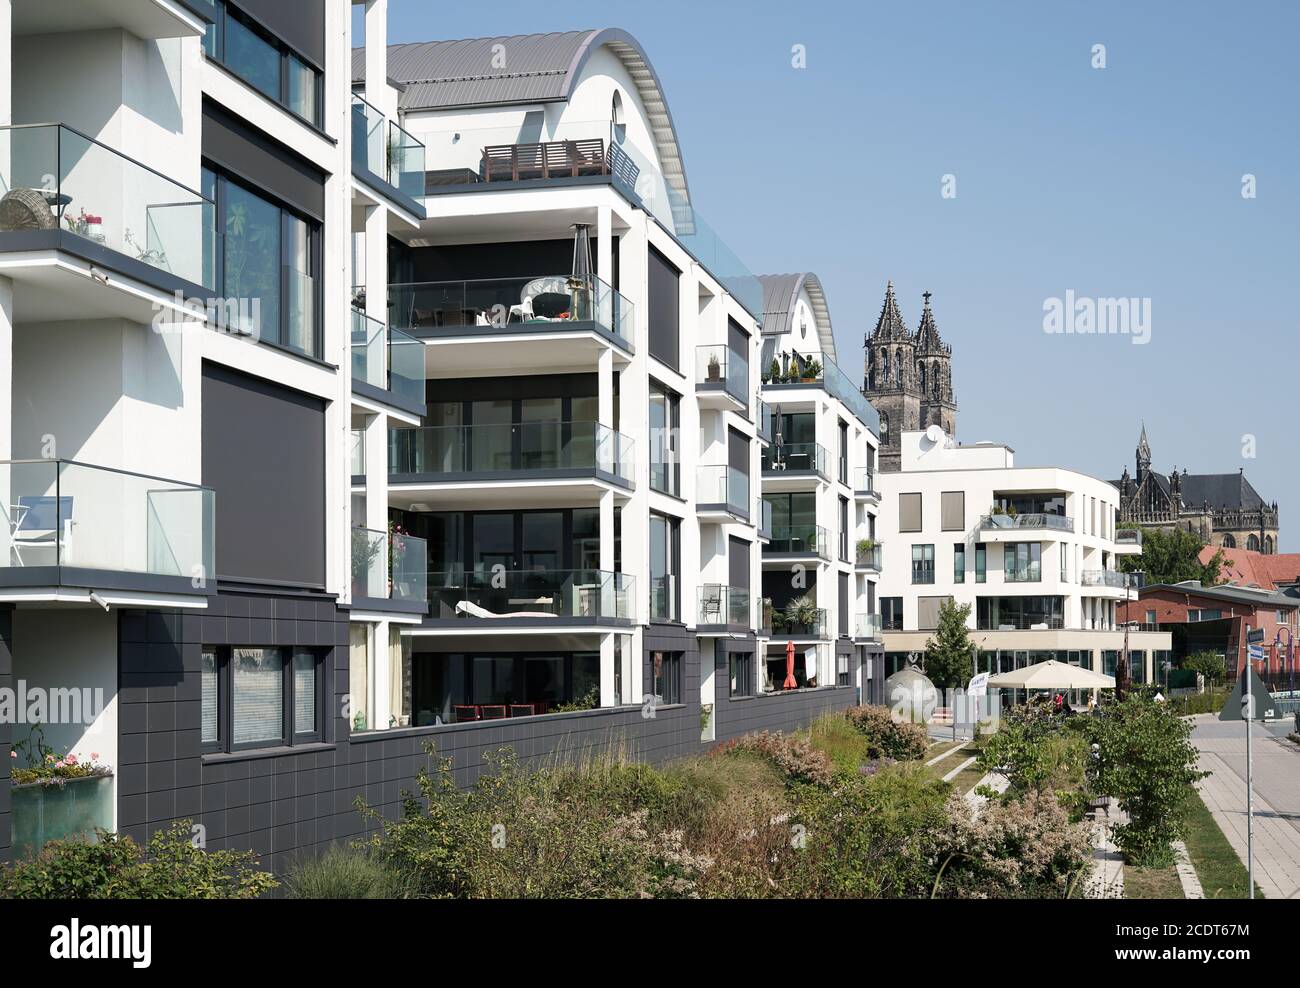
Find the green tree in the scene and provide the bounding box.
[1118,527,1223,586]
[923,598,974,689]
[1183,651,1227,686]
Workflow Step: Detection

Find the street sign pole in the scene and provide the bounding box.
[1245,626,1258,899]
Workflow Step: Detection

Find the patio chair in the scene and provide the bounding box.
[479,704,507,720]
[10,495,74,566]
[700,585,723,624]
[453,705,480,722]
[0,188,58,232]
[508,295,534,323]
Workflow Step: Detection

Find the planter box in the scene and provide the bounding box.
[11,775,114,858]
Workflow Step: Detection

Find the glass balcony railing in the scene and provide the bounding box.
[388,273,633,348]
[853,467,880,498]
[351,527,428,605]
[650,574,677,622]
[351,95,427,199]
[771,606,828,638]
[1081,570,1131,589]
[856,541,883,570]
[417,119,762,318]
[0,459,213,582]
[759,598,774,636]
[980,513,1074,533]
[350,429,365,477]
[757,399,774,444]
[0,123,214,287]
[696,465,749,517]
[698,585,750,627]
[855,613,883,640]
[767,524,829,558]
[764,350,880,432]
[762,442,827,477]
[429,568,633,621]
[696,345,749,405]
[389,420,634,485]
[758,498,773,540]
[1116,528,1143,546]
[351,309,425,405]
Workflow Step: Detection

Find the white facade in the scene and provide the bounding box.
[876,428,1170,682]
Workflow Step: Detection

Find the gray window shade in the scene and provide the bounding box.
[647,246,680,368]
[941,491,965,531]
[899,492,922,532]
[293,650,317,735]
[233,647,284,744]
[917,596,950,631]
[201,649,219,744]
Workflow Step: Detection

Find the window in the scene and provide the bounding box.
[911,544,935,584]
[1188,608,1222,622]
[917,596,949,631]
[881,597,904,631]
[954,543,965,583]
[729,651,754,697]
[838,420,849,485]
[1060,543,1068,581]
[977,596,1064,630]
[649,381,680,496]
[204,166,321,358]
[839,496,850,561]
[899,492,922,532]
[649,513,680,621]
[975,543,987,583]
[204,646,323,752]
[940,491,965,531]
[647,246,681,369]
[652,651,682,705]
[836,651,851,687]
[1003,542,1042,582]
[204,0,324,127]
[1145,609,1157,628]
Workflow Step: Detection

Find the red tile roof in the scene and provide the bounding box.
[1201,546,1300,590]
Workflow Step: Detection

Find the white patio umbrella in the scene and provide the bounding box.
[987,659,1115,690]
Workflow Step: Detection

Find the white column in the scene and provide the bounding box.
[364,0,389,115]
[364,204,387,328]
[0,276,11,463]
[599,632,616,708]
[596,204,612,292]
[371,618,393,729]
[0,0,11,126]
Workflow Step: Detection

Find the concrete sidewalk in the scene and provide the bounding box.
[1190,714,1300,899]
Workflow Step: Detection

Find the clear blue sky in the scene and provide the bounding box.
[382,0,1300,549]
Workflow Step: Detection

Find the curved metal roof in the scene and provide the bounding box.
[757,272,836,361]
[353,28,690,207]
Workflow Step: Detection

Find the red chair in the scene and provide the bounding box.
[509,704,535,718]
[453,705,480,722]
[479,704,507,720]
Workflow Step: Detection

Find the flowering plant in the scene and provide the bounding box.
[9,726,112,786]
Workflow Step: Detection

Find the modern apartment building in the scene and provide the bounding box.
[757,273,883,705]
[0,3,873,871]
[876,428,1172,687]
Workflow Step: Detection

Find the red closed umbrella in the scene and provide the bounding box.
[783,640,798,689]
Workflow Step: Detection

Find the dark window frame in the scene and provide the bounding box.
[652,650,683,706]
[204,0,324,128]
[729,650,754,697]
[204,645,326,754]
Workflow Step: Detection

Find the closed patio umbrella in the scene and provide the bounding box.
[783,640,798,689]
[568,222,593,321]
[987,659,1115,690]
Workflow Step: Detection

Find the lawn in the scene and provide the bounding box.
[1181,790,1262,899]
[922,739,967,766]
[1125,864,1184,899]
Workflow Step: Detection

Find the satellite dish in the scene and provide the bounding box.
[924,424,946,445]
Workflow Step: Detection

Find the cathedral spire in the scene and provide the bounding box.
[870,280,911,341]
[914,290,949,354]
[1136,422,1151,479]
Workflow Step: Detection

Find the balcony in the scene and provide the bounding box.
[757,399,774,445]
[855,613,884,641]
[11,0,211,41]
[764,524,829,561]
[761,442,828,489]
[388,274,633,374]
[696,465,750,523]
[770,605,828,639]
[0,123,214,320]
[351,94,427,209]
[757,498,773,542]
[1081,570,1133,590]
[762,350,880,432]
[351,527,428,615]
[351,309,425,414]
[979,512,1075,540]
[427,569,634,626]
[697,584,751,633]
[1114,528,1144,554]
[388,421,634,505]
[856,540,883,572]
[853,468,881,502]
[650,575,677,622]
[696,345,749,411]
[0,459,214,605]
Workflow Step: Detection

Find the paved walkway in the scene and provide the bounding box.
[1190,714,1300,899]
[1087,811,1126,899]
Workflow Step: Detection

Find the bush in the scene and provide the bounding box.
[979,713,1092,816]
[1183,651,1227,687]
[933,791,1094,899]
[282,846,416,899]
[0,821,275,899]
[711,730,833,787]
[1087,693,1207,867]
[845,705,930,761]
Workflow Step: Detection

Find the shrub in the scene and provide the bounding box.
[0,821,275,899]
[933,791,1094,899]
[1087,693,1207,867]
[711,730,833,787]
[788,764,949,898]
[979,715,1092,816]
[282,846,416,899]
[845,705,930,761]
[1183,651,1227,687]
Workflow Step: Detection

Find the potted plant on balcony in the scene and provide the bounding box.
[767,358,781,384]
[9,726,114,858]
[803,359,822,383]
[785,594,818,635]
[988,504,1013,529]
[856,537,877,564]
[706,351,722,382]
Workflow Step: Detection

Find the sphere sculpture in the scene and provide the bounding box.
[883,659,937,724]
